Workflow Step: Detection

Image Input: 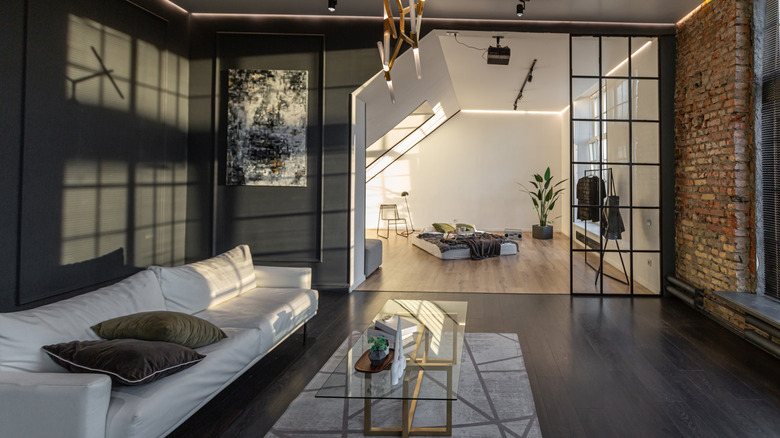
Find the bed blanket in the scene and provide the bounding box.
[416,232,518,260]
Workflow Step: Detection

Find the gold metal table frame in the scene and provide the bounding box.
[363,316,460,437]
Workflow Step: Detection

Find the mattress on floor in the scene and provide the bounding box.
[411,233,518,260]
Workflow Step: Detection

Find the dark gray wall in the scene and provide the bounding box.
[0,0,189,311]
[214,33,325,264]
[187,16,385,290]
[0,0,26,311]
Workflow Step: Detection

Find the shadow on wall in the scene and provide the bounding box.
[11,0,189,309]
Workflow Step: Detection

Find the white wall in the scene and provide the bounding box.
[440,32,569,112]
[367,112,564,232]
[358,31,460,148]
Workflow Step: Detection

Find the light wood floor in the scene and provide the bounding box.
[358,231,656,295]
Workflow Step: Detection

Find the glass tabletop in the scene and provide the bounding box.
[316,299,468,401]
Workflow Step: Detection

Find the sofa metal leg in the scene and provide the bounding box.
[302,323,307,344]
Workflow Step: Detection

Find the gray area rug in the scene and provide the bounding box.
[266,332,542,438]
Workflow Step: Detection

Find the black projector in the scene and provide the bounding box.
[487,45,510,65]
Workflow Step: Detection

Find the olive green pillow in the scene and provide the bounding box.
[456,223,476,232]
[432,223,455,233]
[92,311,226,349]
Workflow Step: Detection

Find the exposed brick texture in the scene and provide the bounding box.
[675,0,756,293]
[703,291,748,329]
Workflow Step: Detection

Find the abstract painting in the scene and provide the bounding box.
[226,69,308,186]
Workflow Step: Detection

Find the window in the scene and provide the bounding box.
[762,0,780,298]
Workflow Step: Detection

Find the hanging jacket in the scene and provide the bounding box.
[576,176,606,222]
[601,195,625,240]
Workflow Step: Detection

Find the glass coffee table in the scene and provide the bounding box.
[316,299,467,437]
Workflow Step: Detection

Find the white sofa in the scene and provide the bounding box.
[0,245,318,438]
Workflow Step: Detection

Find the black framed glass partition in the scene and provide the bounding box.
[569,35,662,295]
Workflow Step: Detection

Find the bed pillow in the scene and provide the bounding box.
[91,311,226,349]
[432,223,455,233]
[42,339,204,386]
[456,223,477,232]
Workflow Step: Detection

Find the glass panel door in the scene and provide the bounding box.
[570,35,662,295]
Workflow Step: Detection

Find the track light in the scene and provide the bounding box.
[328,0,336,12]
[514,59,537,110]
[516,0,525,17]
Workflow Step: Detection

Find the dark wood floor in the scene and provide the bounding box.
[170,292,780,438]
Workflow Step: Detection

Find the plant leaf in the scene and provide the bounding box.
[544,167,551,181]
[534,174,543,183]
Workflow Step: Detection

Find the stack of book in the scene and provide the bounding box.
[368,315,417,343]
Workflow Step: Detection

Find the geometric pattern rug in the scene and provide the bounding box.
[265,332,542,438]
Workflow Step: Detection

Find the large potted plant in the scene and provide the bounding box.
[518,167,566,239]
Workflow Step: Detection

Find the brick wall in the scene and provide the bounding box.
[674,0,756,293]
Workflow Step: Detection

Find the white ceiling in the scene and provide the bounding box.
[438,31,569,112]
[171,0,704,24]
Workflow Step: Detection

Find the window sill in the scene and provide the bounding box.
[712,291,780,329]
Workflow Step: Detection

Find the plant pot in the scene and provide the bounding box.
[368,347,389,366]
[532,225,553,240]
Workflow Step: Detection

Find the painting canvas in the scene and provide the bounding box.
[226,69,308,186]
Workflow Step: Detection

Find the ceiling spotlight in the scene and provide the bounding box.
[328,0,337,12]
[516,0,525,17]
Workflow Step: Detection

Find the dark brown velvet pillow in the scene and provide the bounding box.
[42,339,205,386]
[91,311,226,349]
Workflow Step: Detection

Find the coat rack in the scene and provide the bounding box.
[581,168,629,285]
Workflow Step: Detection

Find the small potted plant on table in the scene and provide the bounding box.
[367,335,390,366]
[518,167,566,240]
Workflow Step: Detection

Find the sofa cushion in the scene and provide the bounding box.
[92,311,227,349]
[106,327,261,438]
[43,339,204,386]
[0,270,166,373]
[254,265,312,289]
[194,287,318,356]
[148,245,256,315]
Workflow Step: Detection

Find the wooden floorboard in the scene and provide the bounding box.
[358,231,656,295]
[170,292,780,438]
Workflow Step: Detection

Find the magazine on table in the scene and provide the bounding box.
[368,315,418,345]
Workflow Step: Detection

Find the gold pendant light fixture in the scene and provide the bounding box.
[377,0,425,103]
